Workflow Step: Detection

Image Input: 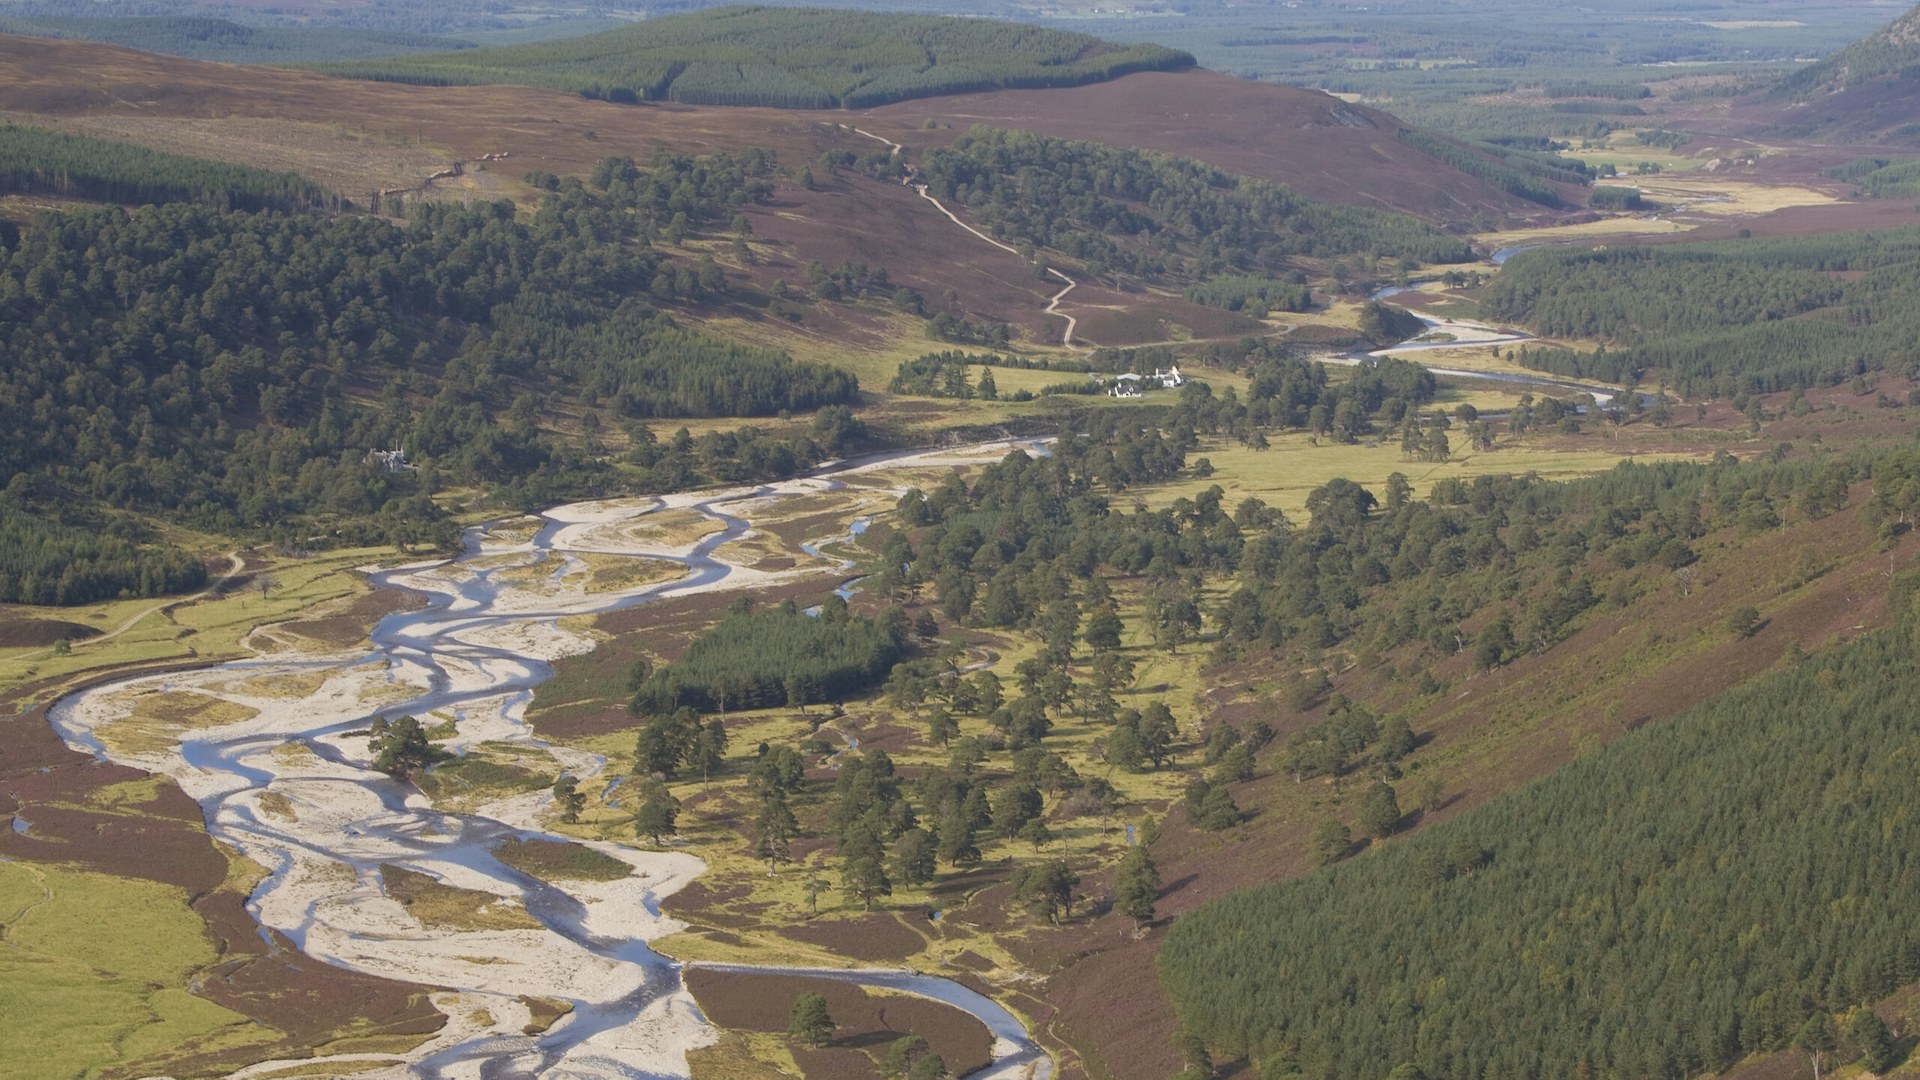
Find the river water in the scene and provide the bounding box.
[1361,278,1636,408]
[44,441,1054,1080]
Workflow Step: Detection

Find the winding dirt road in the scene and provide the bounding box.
[846,126,1082,348]
[3,552,246,665]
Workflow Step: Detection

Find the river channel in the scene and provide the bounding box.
[45,440,1054,1080]
[40,323,1622,1076]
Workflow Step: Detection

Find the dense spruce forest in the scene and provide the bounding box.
[0,124,336,213]
[1182,275,1314,317]
[1827,155,1920,199]
[1160,593,1920,1080]
[1485,227,1920,395]
[313,6,1194,109]
[0,139,857,557]
[0,507,206,606]
[918,127,1475,286]
[629,600,911,714]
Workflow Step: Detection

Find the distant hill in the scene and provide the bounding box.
[1774,2,1920,100]
[863,70,1577,220]
[0,15,476,64]
[1755,1,1920,144]
[0,31,1556,230]
[310,5,1196,110]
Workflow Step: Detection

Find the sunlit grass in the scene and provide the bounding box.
[0,544,397,702]
[1148,430,1698,521]
[0,862,278,1078]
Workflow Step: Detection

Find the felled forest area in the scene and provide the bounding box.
[917,127,1475,284]
[1487,227,1920,396]
[0,140,856,550]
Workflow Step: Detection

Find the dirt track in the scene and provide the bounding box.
[848,125,1083,348]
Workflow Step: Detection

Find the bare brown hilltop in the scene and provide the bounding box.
[861,68,1560,222]
[0,33,1548,227]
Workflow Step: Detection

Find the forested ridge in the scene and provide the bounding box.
[1160,601,1920,1079]
[312,7,1195,110]
[1485,227,1920,395]
[918,127,1474,286]
[0,143,855,554]
[0,124,336,213]
[1769,1,1920,100]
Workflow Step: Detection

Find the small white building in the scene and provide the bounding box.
[368,448,415,472]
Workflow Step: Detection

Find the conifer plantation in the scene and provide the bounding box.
[313,6,1194,109]
[629,602,912,714]
[0,124,335,212]
[1161,607,1920,1079]
[0,508,205,605]
[1487,227,1920,396]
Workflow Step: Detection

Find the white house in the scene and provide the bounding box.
[368,448,415,472]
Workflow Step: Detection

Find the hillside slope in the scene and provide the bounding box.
[1747,1,1920,145]
[1034,428,1920,1078]
[0,33,1557,361]
[0,32,1548,227]
[861,69,1569,221]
